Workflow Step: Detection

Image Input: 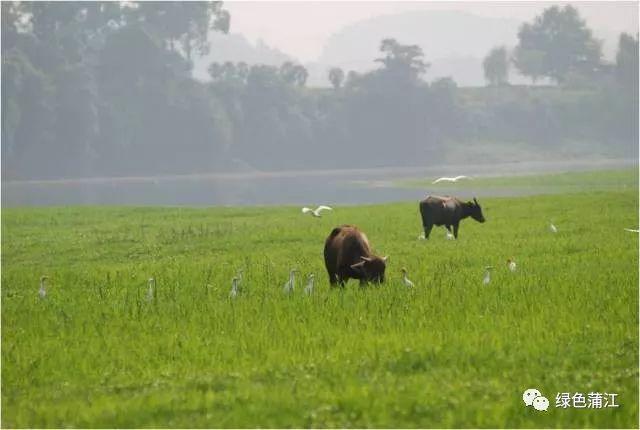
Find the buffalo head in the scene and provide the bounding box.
[350,255,387,283]
[469,197,486,223]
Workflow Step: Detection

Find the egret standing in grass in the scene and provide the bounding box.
[301,205,333,218]
[401,268,414,288]
[283,269,299,294]
[445,228,454,240]
[236,268,244,291]
[146,278,155,301]
[39,276,48,299]
[229,277,239,299]
[304,274,314,295]
[507,258,517,272]
[417,232,426,240]
[432,175,472,184]
[483,266,493,285]
[549,221,558,233]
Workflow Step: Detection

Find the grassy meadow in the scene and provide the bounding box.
[1,169,638,428]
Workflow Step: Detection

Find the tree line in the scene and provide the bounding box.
[2,2,637,180]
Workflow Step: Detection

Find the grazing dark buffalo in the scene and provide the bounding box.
[419,195,485,239]
[324,224,387,286]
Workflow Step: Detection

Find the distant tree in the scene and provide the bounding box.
[375,38,429,82]
[513,5,602,84]
[129,2,229,61]
[616,32,639,88]
[279,61,307,86]
[512,48,545,84]
[482,46,509,86]
[328,67,345,89]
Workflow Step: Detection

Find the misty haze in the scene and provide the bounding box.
[2,2,639,428]
[1,1,638,206]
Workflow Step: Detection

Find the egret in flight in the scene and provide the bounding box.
[302,205,333,217]
[432,175,472,184]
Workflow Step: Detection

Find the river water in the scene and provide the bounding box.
[2,158,636,207]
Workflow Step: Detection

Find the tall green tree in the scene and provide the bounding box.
[513,5,602,84]
[328,67,345,90]
[482,46,509,86]
[374,38,429,82]
[616,32,639,89]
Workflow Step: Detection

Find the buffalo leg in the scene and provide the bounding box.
[423,223,434,239]
[453,222,459,239]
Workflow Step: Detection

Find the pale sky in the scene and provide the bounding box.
[224,1,639,62]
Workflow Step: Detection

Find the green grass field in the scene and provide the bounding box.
[2,169,638,428]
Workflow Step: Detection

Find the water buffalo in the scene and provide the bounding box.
[324,224,387,286]
[419,195,485,239]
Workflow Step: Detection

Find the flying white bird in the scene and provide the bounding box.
[301,205,333,217]
[483,266,493,285]
[432,175,472,184]
[146,277,155,301]
[507,259,517,272]
[283,269,299,294]
[39,276,48,299]
[624,228,640,233]
[549,222,558,233]
[229,277,239,299]
[304,274,315,295]
[401,268,415,288]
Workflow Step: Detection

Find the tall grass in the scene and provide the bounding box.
[1,183,638,427]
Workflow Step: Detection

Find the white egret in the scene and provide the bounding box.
[507,259,517,272]
[301,205,333,218]
[483,266,493,285]
[146,278,155,301]
[401,268,414,288]
[304,274,314,295]
[417,232,426,240]
[549,222,558,233]
[445,229,454,240]
[432,175,472,184]
[283,269,299,294]
[229,277,239,299]
[624,228,639,233]
[39,276,48,299]
[236,268,244,291]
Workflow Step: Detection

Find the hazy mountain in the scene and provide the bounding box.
[192,32,293,81]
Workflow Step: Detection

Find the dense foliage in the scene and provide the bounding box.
[1,2,637,180]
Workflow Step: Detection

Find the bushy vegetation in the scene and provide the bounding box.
[2,2,638,181]
[2,170,638,427]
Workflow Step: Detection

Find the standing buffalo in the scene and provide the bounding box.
[324,224,387,286]
[419,195,485,239]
